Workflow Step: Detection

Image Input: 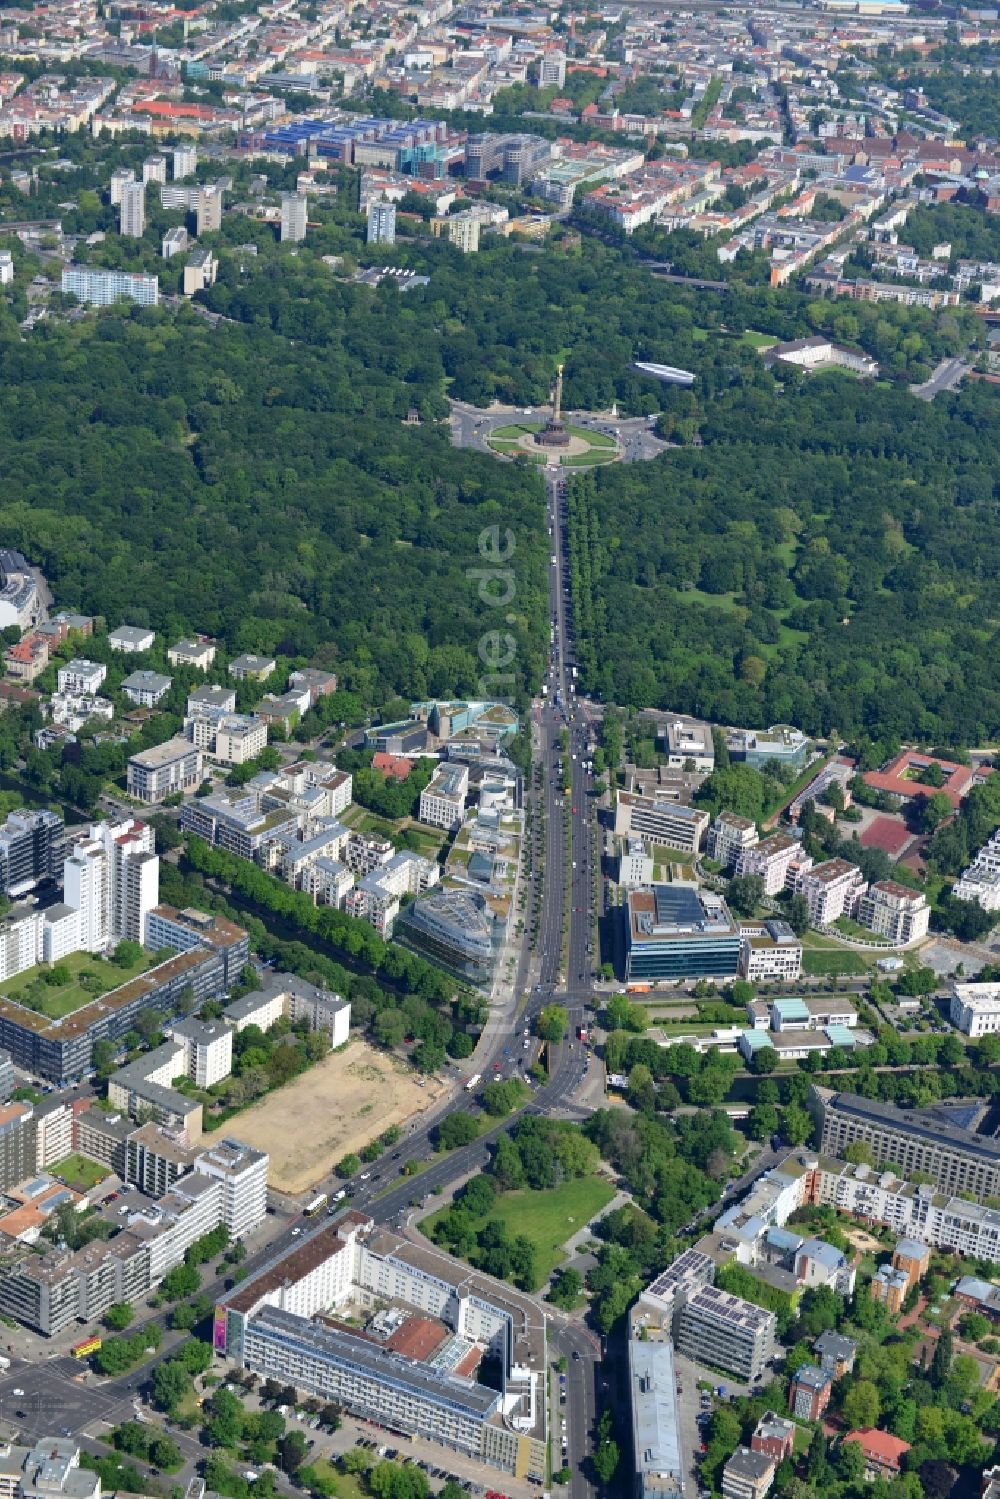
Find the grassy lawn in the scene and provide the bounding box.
[801,948,867,977]
[653,1021,724,1036]
[0,949,152,1020]
[426,1176,616,1282]
[741,330,778,350]
[492,422,543,439]
[398,826,445,858]
[834,915,891,945]
[354,810,400,840]
[314,1460,367,1499]
[50,1152,111,1191]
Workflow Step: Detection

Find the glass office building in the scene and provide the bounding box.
[624,884,740,982]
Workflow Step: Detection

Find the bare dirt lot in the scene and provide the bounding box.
[226,1041,446,1194]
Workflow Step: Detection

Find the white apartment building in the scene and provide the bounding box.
[739,920,803,982]
[857,880,929,945]
[736,832,802,895]
[950,981,1000,1038]
[110,166,134,205]
[954,830,1000,912]
[707,812,758,871]
[274,822,350,892]
[618,837,654,888]
[168,638,216,671]
[213,715,268,765]
[614,792,710,855]
[120,180,145,237]
[122,670,172,707]
[809,1155,1000,1266]
[108,625,156,653]
[303,858,354,908]
[128,737,203,803]
[346,851,439,936]
[187,685,237,719]
[34,1101,73,1171]
[49,694,113,732]
[173,145,197,179]
[794,858,866,927]
[170,1017,233,1088]
[280,192,308,242]
[419,764,469,831]
[287,986,351,1048]
[59,817,159,952]
[192,1137,269,1240]
[538,49,566,87]
[56,660,106,696]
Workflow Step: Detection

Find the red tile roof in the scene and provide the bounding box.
[862,749,990,810]
[844,1429,911,1469]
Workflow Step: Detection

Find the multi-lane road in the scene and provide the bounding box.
[0,459,608,1497]
[233,461,606,1494]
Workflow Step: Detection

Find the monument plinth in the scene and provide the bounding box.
[536,363,571,448]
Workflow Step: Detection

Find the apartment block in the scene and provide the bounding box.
[110,166,135,205]
[0,1103,38,1192]
[184,247,218,298]
[857,880,929,944]
[145,905,249,989]
[794,858,866,926]
[229,654,276,682]
[615,793,710,855]
[57,660,106,696]
[0,1130,267,1334]
[280,192,308,242]
[787,1363,831,1421]
[108,625,155,653]
[179,788,298,862]
[871,1263,910,1314]
[751,1414,795,1465]
[196,184,223,235]
[419,764,469,831]
[813,1330,856,1378]
[128,737,202,803]
[950,981,1000,1038]
[721,1448,775,1499]
[119,180,145,237]
[738,920,802,983]
[204,714,268,765]
[122,669,172,707]
[954,830,1000,912]
[812,1086,1000,1201]
[707,812,758,872]
[675,1284,776,1381]
[169,1017,233,1088]
[0,809,65,897]
[62,266,158,307]
[736,832,801,895]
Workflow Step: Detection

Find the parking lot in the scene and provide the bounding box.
[298,1410,539,1499]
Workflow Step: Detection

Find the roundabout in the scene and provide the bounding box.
[487,421,619,466]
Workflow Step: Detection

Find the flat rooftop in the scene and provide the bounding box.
[629,885,736,943]
[251,1306,500,1420]
[820,1088,1000,1161]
